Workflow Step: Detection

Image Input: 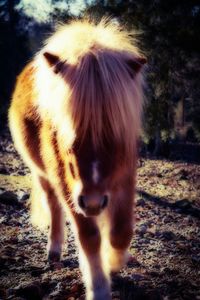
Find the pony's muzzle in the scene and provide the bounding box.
[78,194,108,216]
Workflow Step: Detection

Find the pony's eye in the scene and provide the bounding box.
[69,162,75,179]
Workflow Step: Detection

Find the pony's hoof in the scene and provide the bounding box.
[48,250,61,262]
[87,289,111,300]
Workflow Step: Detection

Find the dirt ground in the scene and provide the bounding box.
[0,134,200,300]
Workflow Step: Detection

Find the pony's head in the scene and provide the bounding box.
[35,19,146,216]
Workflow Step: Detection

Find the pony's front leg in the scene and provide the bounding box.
[73,214,111,300]
[39,177,65,262]
[108,191,134,273]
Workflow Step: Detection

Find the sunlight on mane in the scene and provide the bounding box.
[34,19,145,163]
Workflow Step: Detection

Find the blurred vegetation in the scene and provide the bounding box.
[0,0,200,156]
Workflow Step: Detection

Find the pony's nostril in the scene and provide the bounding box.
[78,195,85,209]
[101,195,108,209]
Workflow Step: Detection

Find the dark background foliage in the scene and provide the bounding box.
[0,0,200,158]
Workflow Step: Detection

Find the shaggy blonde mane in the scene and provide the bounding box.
[34,19,145,162]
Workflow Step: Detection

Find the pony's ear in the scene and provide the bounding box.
[127,57,147,78]
[43,52,66,74]
[43,52,59,67]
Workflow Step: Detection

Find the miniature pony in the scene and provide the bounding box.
[9,19,146,300]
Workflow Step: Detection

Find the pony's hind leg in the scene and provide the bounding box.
[72,214,111,300]
[39,177,65,262]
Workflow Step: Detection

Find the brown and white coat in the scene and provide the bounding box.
[9,19,146,300]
